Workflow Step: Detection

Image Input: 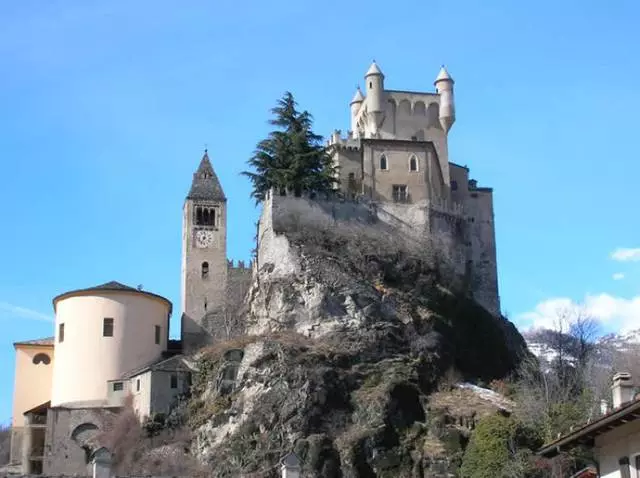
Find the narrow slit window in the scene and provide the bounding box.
[409,156,418,172]
[154,325,161,345]
[380,154,388,170]
[59,323,65,343]
[170,374,178,389]
[202,261,209,279]
[103,318,114,337]
[136,379,140,392]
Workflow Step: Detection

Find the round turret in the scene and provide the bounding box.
[350,87,364,136]
[364,61,385,113]
[434,65,456,133]
[50,281,172,407]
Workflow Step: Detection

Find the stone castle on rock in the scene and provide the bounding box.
[7,61,499,476]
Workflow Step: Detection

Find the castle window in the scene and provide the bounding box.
[113,382,123,392]
[170,374,178,389]
[379,154,388,170]
[369,81,372,89]
[203,208,209,225]
[32,353,51,365]
[155,325,161,345]
[136,379,140,392]
[103,318,114,337]
[196,207,203,225]
[208,209,216,226]
[409,155,418,172]
[392,185,408,203]
[202,262,209,279]
[58,323,65,343]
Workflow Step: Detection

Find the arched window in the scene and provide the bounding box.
[196,207,203,225]
[32,353,51,365]
[380,154,388,170]
[202,262,209,279]
[409,155,418,172]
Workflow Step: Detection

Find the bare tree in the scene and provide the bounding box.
[0,423,10,466]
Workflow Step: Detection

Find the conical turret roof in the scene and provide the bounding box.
[350,87,364,104]
[187,150,226,201]
[365,61,384,77]
[435,65,454,83]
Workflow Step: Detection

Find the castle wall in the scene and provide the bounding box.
[464,189,500,316]
[258,190,499,316]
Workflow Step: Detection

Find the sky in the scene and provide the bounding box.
[1,0,640,424]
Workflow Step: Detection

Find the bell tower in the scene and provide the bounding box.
[181,149,227,350]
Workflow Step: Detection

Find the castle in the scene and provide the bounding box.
[7,62,499,476]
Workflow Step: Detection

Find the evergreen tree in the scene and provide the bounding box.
[242,92,336,203]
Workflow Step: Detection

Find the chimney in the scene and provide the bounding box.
[280,452,301,478]
[612,372,636,408]
[600,399,608,415]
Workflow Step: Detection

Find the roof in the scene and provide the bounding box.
[14,337,54,347]
[434,65,454,84]
[120,354,192,379]
[365,61,384,78]
[280,452,301,468]
[52,281,172,313]
[23,401,51,416]
[538,397,640,457]
[350,87,364,104]
[187,150,226,201]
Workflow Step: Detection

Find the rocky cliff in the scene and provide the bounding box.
[188,198,530,477]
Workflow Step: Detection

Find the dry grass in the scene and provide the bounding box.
[99,396,205,476]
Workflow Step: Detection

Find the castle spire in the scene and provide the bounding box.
[187,150,226,201]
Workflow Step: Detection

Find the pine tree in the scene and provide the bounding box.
[242,92,336,203]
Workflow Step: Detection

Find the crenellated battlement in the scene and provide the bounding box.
[227,259,254,271]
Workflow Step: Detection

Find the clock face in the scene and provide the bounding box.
[196,230,214,248]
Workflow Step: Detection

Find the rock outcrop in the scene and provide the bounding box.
[188,199,530,477]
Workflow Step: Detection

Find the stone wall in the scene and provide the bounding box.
[257,189,500,316]
[43,407,117,476]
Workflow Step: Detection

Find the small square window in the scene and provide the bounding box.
[136,379,140,392]
[392,185,408,203]
[113,382,123,392]
[154,325,161,345]
[170,374,178,389]
[103,318,114,337]
[58,323,65,343]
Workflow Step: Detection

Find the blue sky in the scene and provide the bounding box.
[1,0,640,423]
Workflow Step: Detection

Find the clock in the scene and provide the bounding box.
[195,230,214,248]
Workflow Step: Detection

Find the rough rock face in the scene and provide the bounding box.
[190,214,530,477]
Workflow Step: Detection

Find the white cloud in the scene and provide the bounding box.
[613,272,625,280]
[611,248,640,262]
[518,294,640,334]
[0,301,52,322]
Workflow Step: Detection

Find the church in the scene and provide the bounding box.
[7,61,499,475]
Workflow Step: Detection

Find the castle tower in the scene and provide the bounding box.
[350,87,364,138]
[434,66,456,133]
[181,150,227,350]
[364,61,385,136]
